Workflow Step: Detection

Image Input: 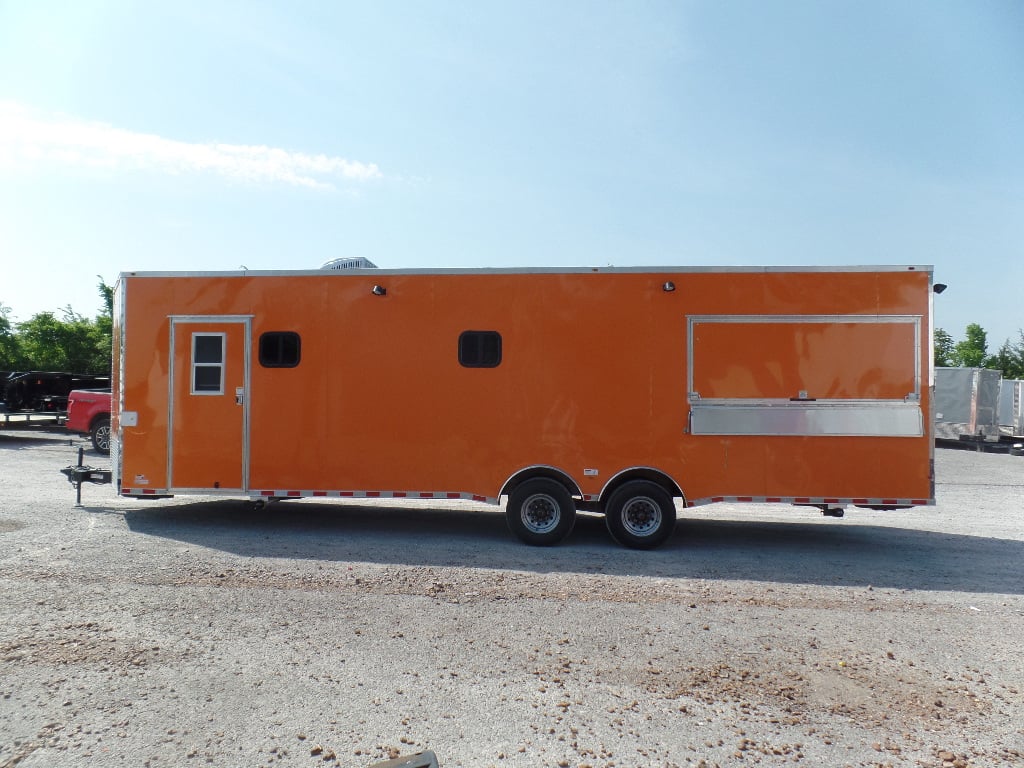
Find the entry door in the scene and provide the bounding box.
[169,318,250,491]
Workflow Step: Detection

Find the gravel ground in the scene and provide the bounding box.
[1,430,1022,768]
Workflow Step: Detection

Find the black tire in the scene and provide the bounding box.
[505,478,576,546]
[91,416,111,455]
[604,480,676,549]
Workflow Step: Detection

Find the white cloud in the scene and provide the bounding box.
[0,101,382,189]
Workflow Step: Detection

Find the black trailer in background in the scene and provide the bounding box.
[0,371,110,428]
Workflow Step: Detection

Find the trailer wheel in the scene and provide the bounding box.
[604,480,676,549]
[506,478,576,546]
[91,416,111,455]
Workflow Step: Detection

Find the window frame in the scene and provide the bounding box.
[458,330,502,369]
[259,331,302,369]
[191,332,226,395]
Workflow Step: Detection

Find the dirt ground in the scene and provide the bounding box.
[1,429,1022,768]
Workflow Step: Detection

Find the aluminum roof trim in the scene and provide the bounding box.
[118,265,934,279]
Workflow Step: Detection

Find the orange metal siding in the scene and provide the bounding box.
[115,268,933,506]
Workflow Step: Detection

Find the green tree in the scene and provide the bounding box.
[93,278,114,375]
[951,323,988,368]
[933,328,954,367]
[2,283,113,375]
[97,276,114,318]
[985,332,1024,379]
[0,303,28,370]
[16,307,109,374]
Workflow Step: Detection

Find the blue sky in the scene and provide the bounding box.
[1,1,1022,348]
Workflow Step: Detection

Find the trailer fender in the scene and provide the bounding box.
[598,466,684,507]
[499,465,582,501]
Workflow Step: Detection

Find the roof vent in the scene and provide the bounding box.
[320,257,378,271]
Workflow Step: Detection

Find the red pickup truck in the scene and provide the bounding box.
[66,388,112,454]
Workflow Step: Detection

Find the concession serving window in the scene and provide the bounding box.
[687,315,924,437]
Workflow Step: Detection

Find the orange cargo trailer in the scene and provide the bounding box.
[112,265,936,548]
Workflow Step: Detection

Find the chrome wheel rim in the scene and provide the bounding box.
[621,496,661,536]
[521,493,561,534]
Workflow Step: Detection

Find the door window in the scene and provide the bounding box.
[192,333,225,394]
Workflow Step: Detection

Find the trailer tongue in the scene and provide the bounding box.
[61,446,112,506]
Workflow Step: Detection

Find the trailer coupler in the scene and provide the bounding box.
[61,447,112,505]
[61,464,113,485]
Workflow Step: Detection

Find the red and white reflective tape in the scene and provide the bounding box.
[252,489,496,504]
[685,496,932,508]
[120,487,495,503]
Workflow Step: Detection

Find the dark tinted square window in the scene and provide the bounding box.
[194,334,223,364]
[459,331,502,368]
[193,366,222,392]
[259,332,301,368]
